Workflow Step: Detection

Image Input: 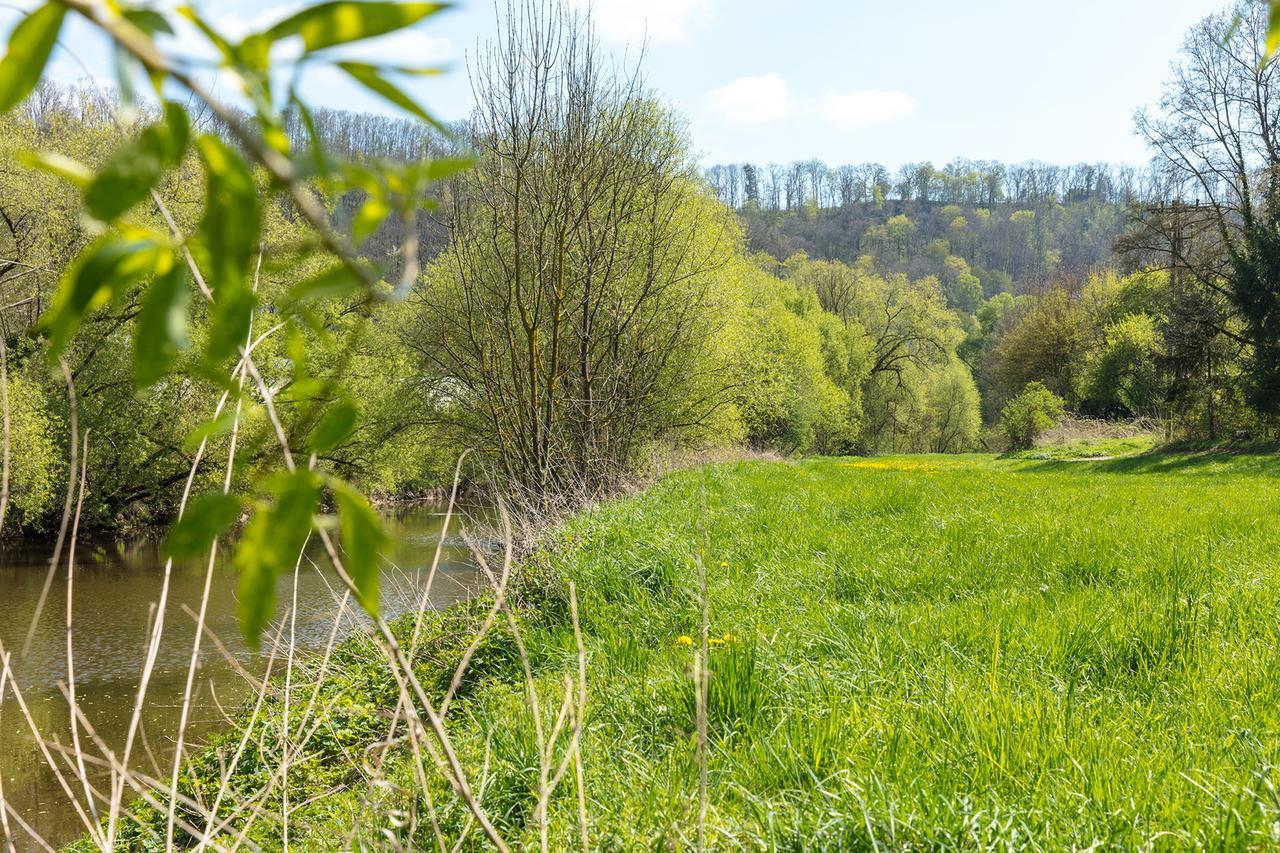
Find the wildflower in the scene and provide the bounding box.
[722,632,736,643]
[719,560,729,569]
[676,635,693,647]
[708,637,724,646]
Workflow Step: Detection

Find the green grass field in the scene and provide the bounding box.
[137,450,1280,849]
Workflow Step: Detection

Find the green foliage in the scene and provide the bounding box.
[83,103,188,221]
[1001,381,1066,450]
[264,2,447,53]
[0,372,59,528]
[41,232,173,358]
[162,491,242,558]
[1086,313,1164,417]
[0,4,65,113]
[133,264,191,388]
[236,471,321,646]
[330,477,386,615]
[310,399,360,455]
[0,0,457,631]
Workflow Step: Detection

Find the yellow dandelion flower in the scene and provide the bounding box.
[708,637,724,646]
[676,635,693,647]
[722,632,736,643]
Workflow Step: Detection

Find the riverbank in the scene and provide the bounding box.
[102,449,1280,848]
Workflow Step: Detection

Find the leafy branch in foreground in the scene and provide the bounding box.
[0,0,468,640]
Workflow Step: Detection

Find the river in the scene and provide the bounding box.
[0,504,483,850]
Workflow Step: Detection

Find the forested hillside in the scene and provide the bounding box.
[704,159,1171,300]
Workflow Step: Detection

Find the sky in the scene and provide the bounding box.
[3,0,1232,169]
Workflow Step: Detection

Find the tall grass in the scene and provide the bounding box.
[8,447,1280,848]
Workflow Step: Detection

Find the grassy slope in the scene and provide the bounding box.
[129,451,1280,849]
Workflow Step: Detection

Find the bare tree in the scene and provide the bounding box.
[1135,0,1280,412]
[410,0,732,498]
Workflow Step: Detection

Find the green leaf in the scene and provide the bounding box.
[235,471,320,647]
[161,102,191,162]
[288,263,364,304]
[265,2,448,53]
[1269,3,1280,57]
[423,156,475,181]
[134,264,190,388]
[311,400,359,454]
[85,105,189,221]
[331,479,385,615]
[122,9,175,36]
[289,97,331,178]
[164,491,242,559]
[42,235,171,357]
[22,151,92,186]
[352,195,390,243]
[205,287,257,365]
[336,61,445,130]
[183,406,244,452]
[0,4,66,114]
[196,134,261,300]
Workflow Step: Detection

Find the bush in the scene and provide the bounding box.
[1001,381,1066,450]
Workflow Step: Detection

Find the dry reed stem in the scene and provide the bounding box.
[64,430,99,843]
[0,653,22,853]
[0,642,104,838]
[243,348,511,850]
[0,329,10,536]
[164,248,263,848]
[22,360,78,658]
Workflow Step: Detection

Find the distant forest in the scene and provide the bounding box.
[702,159,1176,299]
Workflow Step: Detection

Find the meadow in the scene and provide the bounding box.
[118,450,1280,849]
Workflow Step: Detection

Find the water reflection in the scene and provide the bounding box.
[0,504,483,849]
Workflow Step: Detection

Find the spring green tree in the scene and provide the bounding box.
[1001,381,1066,450]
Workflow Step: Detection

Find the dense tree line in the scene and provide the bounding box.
[705,158,1172,212]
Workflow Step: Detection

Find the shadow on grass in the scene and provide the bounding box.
[1010,443,1280,477]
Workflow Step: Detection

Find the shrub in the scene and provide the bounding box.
[1000,381,1066,450]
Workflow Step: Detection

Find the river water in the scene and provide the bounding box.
[0,504,483,850]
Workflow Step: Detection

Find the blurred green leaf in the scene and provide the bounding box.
[311,400,359,454]
[331,478,385,615]
[122,8,175,36]
[134,264,190,388]
[336,61,445,130]
[205,287,257,365]
[23,151,92,186]
[1269,2,1280,56]
[236,470,320,647]
[85,105,189,221]
[196,134,261,299]
[266,2,447,53]
[42,235,171,358]
[183,406,243,452]
[423,156,475,181]
[0,4,66,114]
[352,195,390,243]
[288,263,364,304]
[164,491,242,559]
[161,101,190,161]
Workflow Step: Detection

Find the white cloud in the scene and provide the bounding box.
[706,74,792,126]
[568,0,713,45]
[819,89,916,130]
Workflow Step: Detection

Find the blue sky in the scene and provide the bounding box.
[6,0,1229,168]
